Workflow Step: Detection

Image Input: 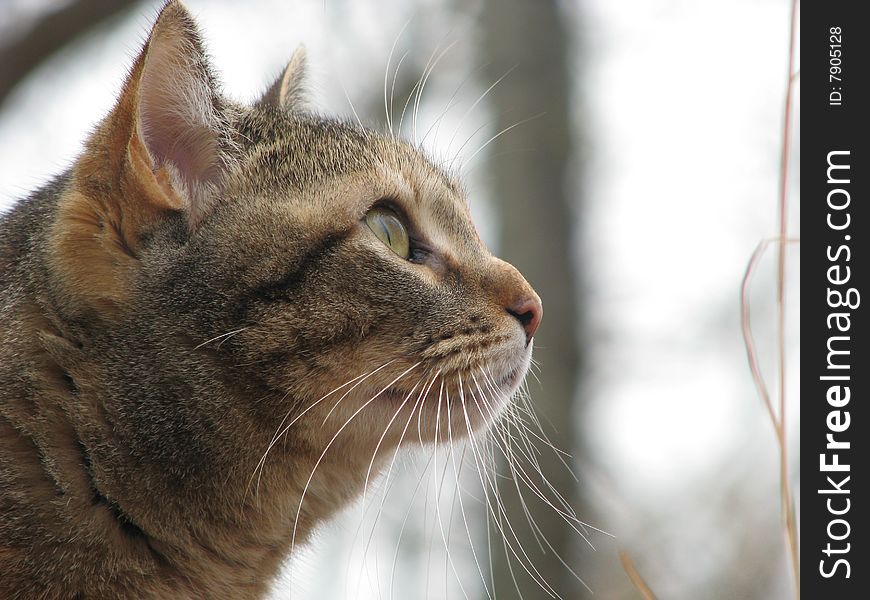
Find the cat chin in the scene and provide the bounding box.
[493,343,533,396]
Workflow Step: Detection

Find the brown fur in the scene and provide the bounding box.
[0,2,542,598]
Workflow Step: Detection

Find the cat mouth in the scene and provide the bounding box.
[375,359,528,408]
[495,365,523,389]
[352,343,533,432]
[342,353,531,446]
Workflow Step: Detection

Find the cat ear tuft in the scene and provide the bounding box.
[126,0,233,228]
[258,46,308,111]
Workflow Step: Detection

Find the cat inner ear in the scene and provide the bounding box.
[258,46,308,111]
[126,0,233,229]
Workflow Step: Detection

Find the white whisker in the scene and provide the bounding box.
[289,361,422,559]
[412,40,458,147]
[192,327,248,350]
[446,65,517,159]
[384,19,412,136]
[430,382,471,599]
[460,385,559,598]
[248,361,395,499]
[460,112,545,174]
[451,376,494,599]
[419,62,486,149]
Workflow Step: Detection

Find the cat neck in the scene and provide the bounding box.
[15,316,388,593]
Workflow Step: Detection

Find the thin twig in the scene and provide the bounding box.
[741,237,800,429]
[777,0,800,596]
[619,550,658,600]
[741,0,800,598]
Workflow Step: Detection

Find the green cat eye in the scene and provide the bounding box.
[366,207,410,259]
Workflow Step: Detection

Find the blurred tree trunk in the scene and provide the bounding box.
[479,1,588,598]
[0,0,140,109]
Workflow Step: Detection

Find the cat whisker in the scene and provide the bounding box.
[376,370,441,497]
[353,370,439,597]
[477,371,606,553]
[342,87,364,129]
[526,360,544,387]
[493,421,551,555]
[483,368,582,499]
[336,69,365,130]
[288,362,422,561]
[464,382,547,596]
[451,376,494,600]
[460,112,546,174]
[459,384,556,599]
[488,421,594,594]
[477,370,579,520]
[446,64,517,160]
[483,475,498,599]
[247,362,395,500]
[478,436,526,600]
[425,379,451,595]
[398,33,453,143]
[479,373,547,475]
[384,19,412,136]
[512,374,563,453]
[318,361,395,427]
[431,383,471,600]
[466,385,526,599]
[417,377,444,448]
[448,118,491,172]
[485,423,596,594]
[362,374,426,500]
[412,40,458,147]
[511,395,564,472]
[396,80,419,143]
[288,362,422,597]
[249,378,358,502]
[419,62,484,151]
[388,51,411,138]
[472,372,595,595]
[349,435,412,599]
[389,449,436,600]
[192,327,249,351]
[514,401,575,462]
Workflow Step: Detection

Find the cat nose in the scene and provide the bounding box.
[507,293,543,345]
[484,257,543,345]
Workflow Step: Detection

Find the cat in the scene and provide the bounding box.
[0,1,542,598]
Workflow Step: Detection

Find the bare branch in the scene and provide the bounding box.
[0,0,141,109]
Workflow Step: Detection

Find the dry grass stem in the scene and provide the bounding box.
[741,0,800,598]
[619,550,658,600]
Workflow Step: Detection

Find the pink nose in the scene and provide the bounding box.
[507,293,543,345]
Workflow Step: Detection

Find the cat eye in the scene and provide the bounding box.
[365,207,410,259]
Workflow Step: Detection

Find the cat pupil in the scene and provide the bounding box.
[366,208,409,259]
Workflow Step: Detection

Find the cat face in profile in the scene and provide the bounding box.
[0,1,541,597]
[215,96,542,452]
[102,5,543,457]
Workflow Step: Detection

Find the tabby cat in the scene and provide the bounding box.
[0,2,542,598]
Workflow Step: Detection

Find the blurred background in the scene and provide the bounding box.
[0,0,800,598]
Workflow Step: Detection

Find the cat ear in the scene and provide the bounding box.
[50,1,233,319]
[258,46,308,111]
[122,0,233,229]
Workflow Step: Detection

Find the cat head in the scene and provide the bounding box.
[50,0,541,457]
